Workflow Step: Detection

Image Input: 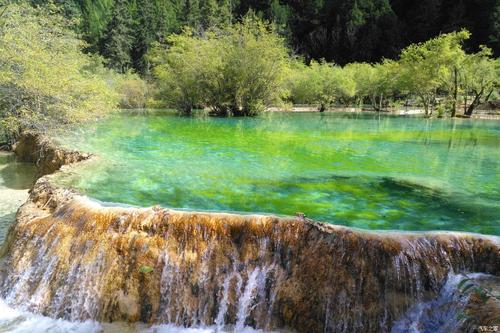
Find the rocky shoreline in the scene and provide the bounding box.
[1,132,499,332]
[12,131,91,177]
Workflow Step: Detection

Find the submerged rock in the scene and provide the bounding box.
[0,178,498,333]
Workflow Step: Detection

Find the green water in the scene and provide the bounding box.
[54,111,500,235]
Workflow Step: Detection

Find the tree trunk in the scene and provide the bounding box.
[419,94,429,116]
[451,67,458,117]
[466,88,493,116]
[465,88,485,116]
[371,94,379,111]
[465,93,481,116]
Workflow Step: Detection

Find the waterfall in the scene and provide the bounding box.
[215,273,233,330]
[391,273,499,333]
[235,267,261,330]
[0,180,498,333]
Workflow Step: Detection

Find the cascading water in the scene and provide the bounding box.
[0,177,498,333]
[391,273,500,333]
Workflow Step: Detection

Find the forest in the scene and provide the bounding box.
[31,0,500,73]
[0,0,499,142]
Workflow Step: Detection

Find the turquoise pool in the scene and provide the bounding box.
[53,111,500,235]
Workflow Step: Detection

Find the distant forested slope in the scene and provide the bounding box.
[32,0,499,73]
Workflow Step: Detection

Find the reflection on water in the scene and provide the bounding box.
[0,152,37,244]
[54,111,500,235]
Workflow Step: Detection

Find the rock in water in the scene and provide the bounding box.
[0,178,498,333]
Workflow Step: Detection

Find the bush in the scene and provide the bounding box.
[115,72,149,109]
[149,14,290,116]
[0,3,119,143]
[288,61,355,111]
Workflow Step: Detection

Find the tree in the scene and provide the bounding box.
[397,30,470,116]
[80,0,114,52]
[0,3,118,143]
[287,61,358,111]
[132,0,181,74]
[330,66,357,106]
[212,15,290,116]
[287,61,332,110]
[461,47,499,116]
[38,0,500,73]
[99,0,134,73]
[148,30,209,114]
[150,15,290,116]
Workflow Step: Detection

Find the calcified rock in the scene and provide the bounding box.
[12,131,90,177]
[0,177,498,333]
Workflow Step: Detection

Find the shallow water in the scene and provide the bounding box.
[53,111,500,235]
[0,152,36,243]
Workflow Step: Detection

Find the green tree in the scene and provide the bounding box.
[99,0,134,73]
[331,65,357,106]
[461,47,499,116]
[345,62,377,108]
[286,60,321,106]
[80,0,114,51]
[150,15,290,116]
[397,30,470,116]
[0,3,118,143]
[132,0,182,73]
[288,61,356,111]
[149,29,209,114]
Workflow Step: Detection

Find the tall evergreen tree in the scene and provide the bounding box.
[80,0,114,52]
[37,0,500,71]
[99,0,134,73]
[132,0,181,74]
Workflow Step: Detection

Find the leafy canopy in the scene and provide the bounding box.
[150,14,290,116]
[0,3,118,143]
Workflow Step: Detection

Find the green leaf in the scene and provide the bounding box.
[457,278,471,290]
[139,265,154,274]
[461,283,475,294]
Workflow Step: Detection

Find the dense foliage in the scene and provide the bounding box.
[151,23,498,116]
[1,1,498,123]
[288,31,499,116]
[0,3,120,143]
[34,0,499,74]
[150,15,289,116]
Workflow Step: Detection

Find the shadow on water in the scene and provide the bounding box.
[0,163,37,190]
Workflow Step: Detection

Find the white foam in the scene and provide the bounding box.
[0,298,277,333]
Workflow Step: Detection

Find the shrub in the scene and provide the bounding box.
[288,61,355,111]
[115,72,149,109]
[0,3,118,143]
[149,14,290,116]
